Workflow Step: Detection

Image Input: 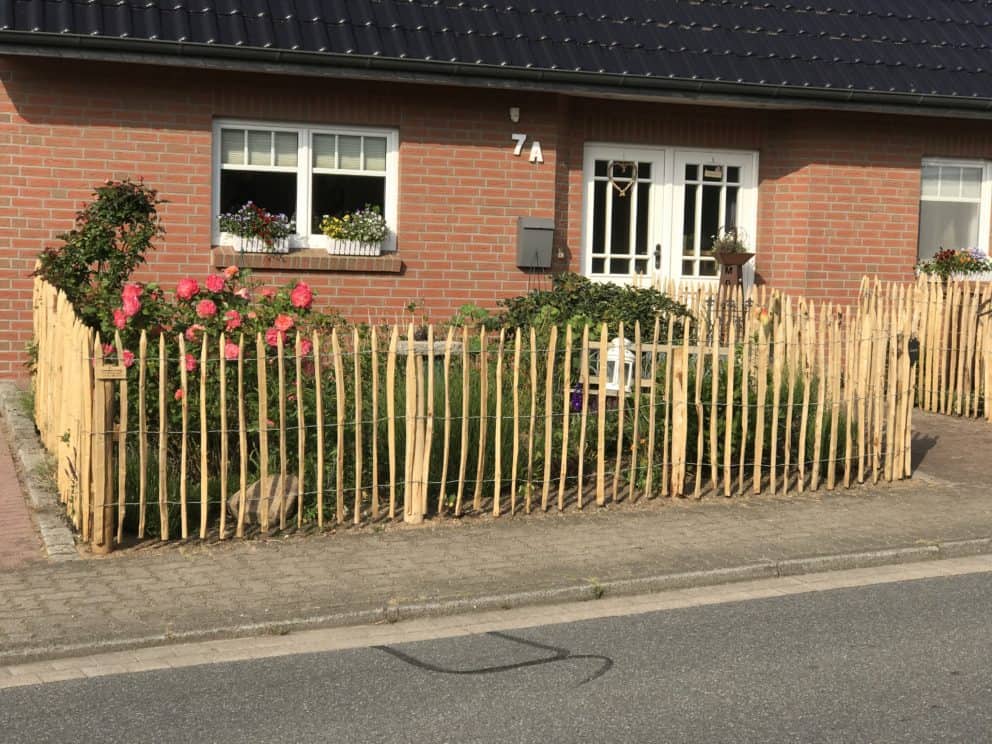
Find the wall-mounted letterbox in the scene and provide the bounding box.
[516,217,554,269]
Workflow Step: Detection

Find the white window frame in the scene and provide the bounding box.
[212,119,399,252]
[918,157,992,259]
[581,143,758,285]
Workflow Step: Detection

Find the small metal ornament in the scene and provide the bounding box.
[607,160,638,198]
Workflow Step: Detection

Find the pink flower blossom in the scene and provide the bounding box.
[101,343,114,356]
[235,288,250,301]
[195,299,218,319]
[259,287,276,300]
[184,324,205,343]
[290,281,313,310]
[224,342,240,361]
[121,283,143,301]
[121,350,135,368]
[265,327,286,348]
[205,274,225,293]
[176,278,199,301]
[273,313,294,332]
[224,309,242,332]
[122,294,141,318]
[185,354,198,373]
[247,311,257,320]
[299,338,313,357]
[113,309,127,329]
[224,265,240,280]
[174,388,183,401]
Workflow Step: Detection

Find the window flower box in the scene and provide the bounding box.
[326,239,383,257]
[232,235,291,254]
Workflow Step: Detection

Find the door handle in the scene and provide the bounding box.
[654,244,661,270]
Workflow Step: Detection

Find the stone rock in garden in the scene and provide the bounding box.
[227,475,298,527]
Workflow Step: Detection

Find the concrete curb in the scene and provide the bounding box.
[0,382,79,561]
[2,534,989,666]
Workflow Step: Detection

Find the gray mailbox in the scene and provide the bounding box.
[516,217,554,269]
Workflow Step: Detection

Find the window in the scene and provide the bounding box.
[583,145,757,282]
[214,121,398,251]
[917,159,991,260]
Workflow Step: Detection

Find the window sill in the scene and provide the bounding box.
[211,246,403,274]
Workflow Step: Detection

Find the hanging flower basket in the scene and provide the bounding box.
[713,251,754,267]
[232,235,290,254]
[326,239,383,257]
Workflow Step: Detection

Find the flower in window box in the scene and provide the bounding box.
[218,201,294,254]
[916,248,992,280]
[319,205,387,256]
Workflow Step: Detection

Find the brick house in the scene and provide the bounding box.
[2,1,991,378]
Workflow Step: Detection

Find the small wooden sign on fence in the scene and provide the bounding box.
[94,364,126,381]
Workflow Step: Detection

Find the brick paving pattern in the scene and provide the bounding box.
[0,424,41,571]
[0,410,989,661]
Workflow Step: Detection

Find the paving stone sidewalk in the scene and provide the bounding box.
[0,411,990,663]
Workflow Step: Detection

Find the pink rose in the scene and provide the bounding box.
[299,338,313,357]
[121,350,135,368]
[273,313,294,332]
[101,343,114,356]
[235,288,250,300]
[290,282,313,310]
[265,327,286,348]
[176,278,199,301]
[223,265,239,280]
[121,283,143,301]
[185,353,198,373]
[224,309,242,332]
[122,294,141,318]
[205,274,225,293]
[113,309,127,329]
[174,388,183,401]
[247,311,257,320]
[224,342,240,361]
[259,287,276,300]
[195,299,218,319]
[184,324,205,343]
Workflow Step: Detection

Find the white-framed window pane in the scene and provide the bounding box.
[274,132,298,167]
[247,131,272,166]
[311,174,385,234]
[918,201,980,260]
[339,136,362,170]
[937,166,962,198]
[313,134,336,169]
[961,167,982,200]
[921,165,940,198]
[221,129,245,165]
[365,137,387,171]
[219,171,297,220]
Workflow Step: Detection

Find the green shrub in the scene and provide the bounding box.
[496,273,690,339]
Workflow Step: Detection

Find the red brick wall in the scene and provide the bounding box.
[4,54,992,378]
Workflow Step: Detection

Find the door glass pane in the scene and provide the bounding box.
[592,181,607,256]
[701,184,721,252]
[700,260,718,277]
[274,132,298,167]
[635,182,650,255]
[682,260,695,275]
[610,258,630,274]
[682,184,697,256]
[610,187,631,256]
[339,136,362,170]
[727,166,740,184]
[221,129,244,165]
[726,186,739,230]
[592,257,606,273]
[313,134,336,169]
[247,130,272,166]
[685,164,698,181]
[918,201,980,260]
[364,137,387,171]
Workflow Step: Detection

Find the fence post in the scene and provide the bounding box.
[90,337,115,554]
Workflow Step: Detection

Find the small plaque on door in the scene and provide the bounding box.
[703,165,724,180]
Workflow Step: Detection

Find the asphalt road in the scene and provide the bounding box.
[3,572,991,743]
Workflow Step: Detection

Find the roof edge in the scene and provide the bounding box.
[4,32,992,119]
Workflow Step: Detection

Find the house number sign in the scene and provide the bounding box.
[511,133,544,164]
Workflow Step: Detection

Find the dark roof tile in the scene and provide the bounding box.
[4,0,992,104]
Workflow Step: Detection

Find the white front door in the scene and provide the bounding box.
[583,145,667,285]
[583,145,758,286]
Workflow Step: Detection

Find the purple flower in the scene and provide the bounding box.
[570,384,583,413]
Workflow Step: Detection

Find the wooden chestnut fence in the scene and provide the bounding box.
[33,275,917,552]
